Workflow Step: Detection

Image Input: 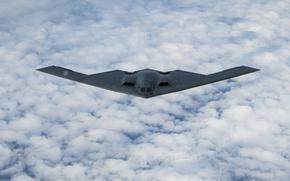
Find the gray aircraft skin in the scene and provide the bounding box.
[37,66,259,98]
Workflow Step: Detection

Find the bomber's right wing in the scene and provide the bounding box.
[151,66,259,97]
[37,66,138,96]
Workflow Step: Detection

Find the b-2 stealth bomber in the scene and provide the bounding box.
[37,66,259,98]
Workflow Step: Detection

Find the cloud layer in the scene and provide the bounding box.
[1,0,290,180]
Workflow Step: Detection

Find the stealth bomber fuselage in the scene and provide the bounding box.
[37,66,259,98]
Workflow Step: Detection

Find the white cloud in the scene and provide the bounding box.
[1,0,290,180]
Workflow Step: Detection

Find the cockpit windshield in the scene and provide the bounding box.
[141,88,146,92]
[140,87,152,92]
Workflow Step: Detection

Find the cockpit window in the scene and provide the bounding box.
[123,82,135,86]
[140,88,152,92]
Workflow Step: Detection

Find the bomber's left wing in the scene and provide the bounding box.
[37,66,137,96]
[151,66,259,97]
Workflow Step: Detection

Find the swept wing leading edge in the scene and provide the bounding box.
[37,66,137,95]
[152,66,259,97]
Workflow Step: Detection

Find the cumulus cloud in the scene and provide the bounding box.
[1,0,290,180]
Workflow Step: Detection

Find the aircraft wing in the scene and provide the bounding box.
[37,66,137,95]
[151,66,259,97]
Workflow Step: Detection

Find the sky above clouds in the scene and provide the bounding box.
[1,0,290,180]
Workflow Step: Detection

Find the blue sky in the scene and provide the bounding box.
[1,0,290,180]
